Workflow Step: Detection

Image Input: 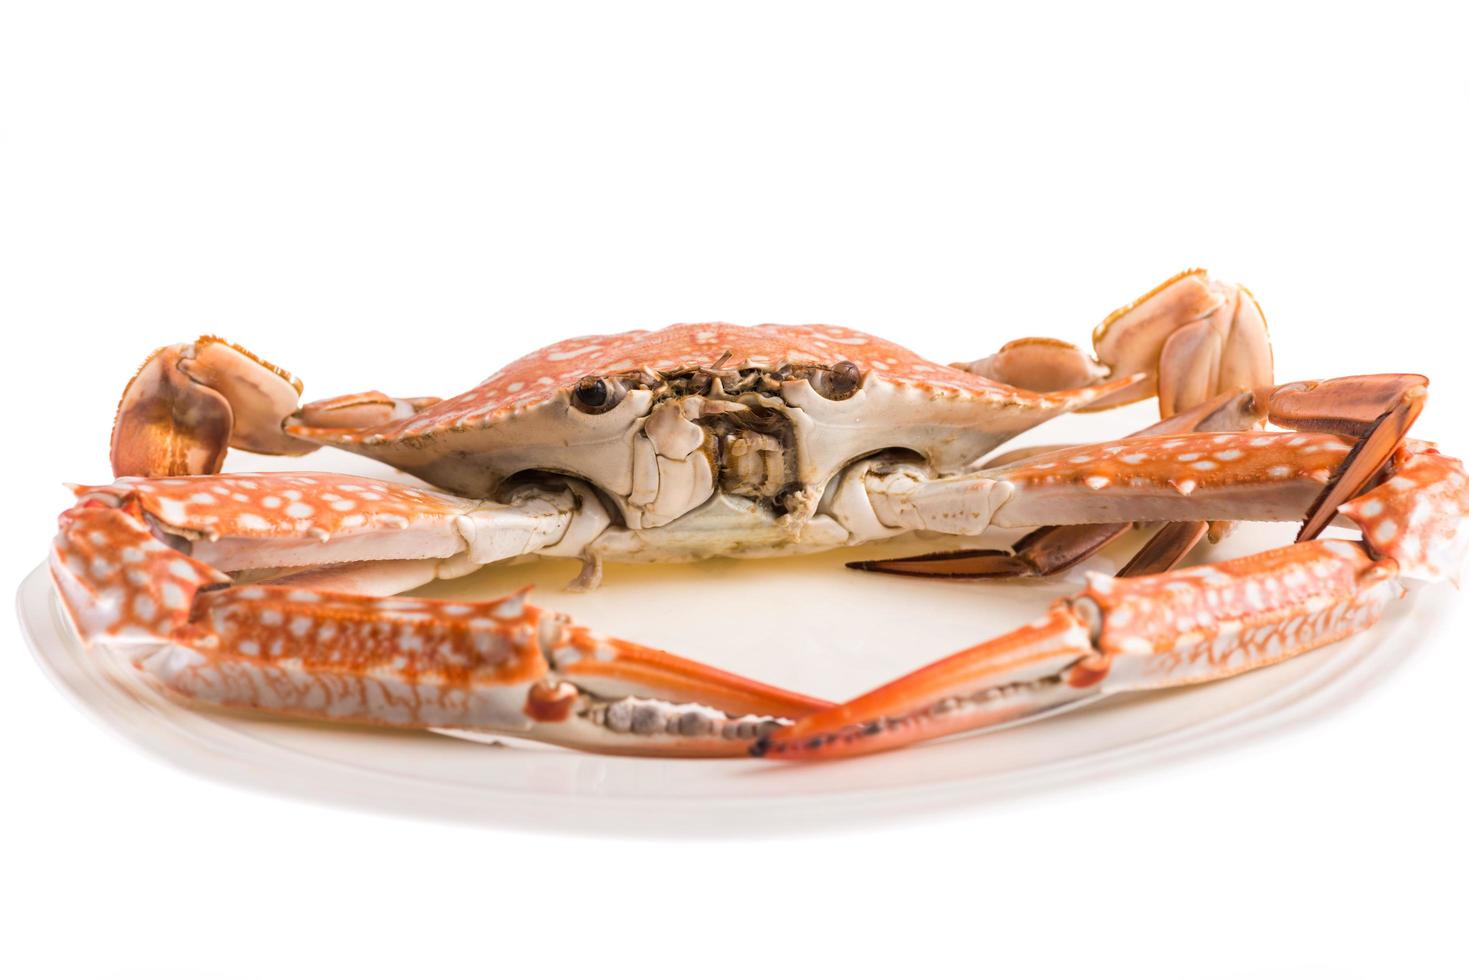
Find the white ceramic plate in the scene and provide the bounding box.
[18,499,1444,836]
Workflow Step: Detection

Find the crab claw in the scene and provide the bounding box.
[757,539,1401,760]
[513,630,834,755]
[111,337,315,478]
[752,604,1105,760]
[51,476,830,756]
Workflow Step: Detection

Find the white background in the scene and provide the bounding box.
[3,2,1467,977]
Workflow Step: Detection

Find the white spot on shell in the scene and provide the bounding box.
[547,345,602,362]
[160,582,187,611]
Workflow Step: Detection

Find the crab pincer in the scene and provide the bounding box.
[51,473,831,755]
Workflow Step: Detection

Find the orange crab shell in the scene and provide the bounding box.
[294,322,1089,444]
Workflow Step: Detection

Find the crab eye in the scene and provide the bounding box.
[813,361,862,400]
[571,376,621,414]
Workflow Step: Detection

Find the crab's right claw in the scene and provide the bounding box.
[111,337,314,478]
[758,538,1401,760]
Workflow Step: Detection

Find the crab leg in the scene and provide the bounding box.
[72,472,606,587]
[851,427,1355,543]
[755,383,1469,760]
[853,388,1267,579]
[848,375,1431,559]
[1115,521,1209,577]
[52,474,830,754]
[110,336,435,479]
[854,377,1431,580]
[848,523,1138,580]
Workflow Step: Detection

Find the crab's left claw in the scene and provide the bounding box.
[52,473,829,757]
[511,631,833,755]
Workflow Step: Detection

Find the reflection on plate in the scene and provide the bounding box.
[17,508,1441,837]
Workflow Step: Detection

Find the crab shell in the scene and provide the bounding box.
[285,323,1133,540]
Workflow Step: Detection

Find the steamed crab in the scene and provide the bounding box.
[51,270,1469,758]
